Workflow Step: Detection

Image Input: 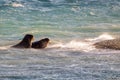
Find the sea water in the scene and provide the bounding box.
[0,0,120,80]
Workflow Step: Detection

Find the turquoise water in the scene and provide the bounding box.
[0,0,120,80]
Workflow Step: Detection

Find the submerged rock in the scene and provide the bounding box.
[94,38,120,50]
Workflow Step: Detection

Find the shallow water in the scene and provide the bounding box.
[0,35,120,80]
[0,47,120,80]
[0,0,120,80]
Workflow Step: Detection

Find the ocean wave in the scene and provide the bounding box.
[48,33,116,52]
[0,34,115,52]
[0,0,119,24]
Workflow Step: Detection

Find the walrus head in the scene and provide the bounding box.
[12,34,34,48]
[40,38,49,43]
[32,38,50,49]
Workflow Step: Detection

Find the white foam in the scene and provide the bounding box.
[12,3,24,7]
[49,34,116,52]
[86,33,114,42]
[0,46,10,50]
[49,40,95,52]
[90,12,95,16]
[71,6,80,12]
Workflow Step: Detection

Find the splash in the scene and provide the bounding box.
[12,3,24,7]
[86,33,115,42]
[49,40,95,52]
[49,34,115,52]
[0,46,9,50]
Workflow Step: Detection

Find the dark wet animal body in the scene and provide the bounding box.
[12,34,34,48]
[32,38,49,49]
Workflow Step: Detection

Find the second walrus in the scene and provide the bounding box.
[32,38,49,49]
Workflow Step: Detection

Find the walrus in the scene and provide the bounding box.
[12,34,34,48]
[32,38,49,49]
[93,38,120,50]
